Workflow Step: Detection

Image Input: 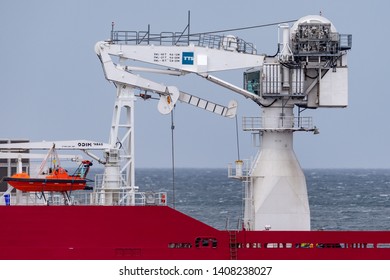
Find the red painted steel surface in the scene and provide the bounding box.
[0,206,388,260]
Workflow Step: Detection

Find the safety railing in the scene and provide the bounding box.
[228,159,250,179]
[111,30,257,54]
[90,189,167,206]
[242,116,314,131]
[91,173,167,206]
[0,189,167,206]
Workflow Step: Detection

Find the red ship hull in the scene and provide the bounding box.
[0,205,388,260]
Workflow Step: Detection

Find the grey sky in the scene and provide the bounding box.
[0,0,389,168]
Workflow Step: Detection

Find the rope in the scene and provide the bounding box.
[170,107,176,209]
[235,115,241,160]
[112,19,298,43]
[192,19,298,36]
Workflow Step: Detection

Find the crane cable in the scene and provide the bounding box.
[191,19,298,36]
[171,106,176,209]
[235,114,241,161]
[112,19,298,43]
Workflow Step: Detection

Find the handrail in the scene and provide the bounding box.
[242,116,314,131]
[110,30,257,54]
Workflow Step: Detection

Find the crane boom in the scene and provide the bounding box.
[0,140,111,151]
[93,31,267,204]
[95,41,264,73]
[95,38,265,116]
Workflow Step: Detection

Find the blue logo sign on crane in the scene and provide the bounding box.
[182,52,194,65]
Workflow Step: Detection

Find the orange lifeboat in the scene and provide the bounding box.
[3,160,93,192]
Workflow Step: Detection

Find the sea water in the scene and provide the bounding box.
[89,168,390,230]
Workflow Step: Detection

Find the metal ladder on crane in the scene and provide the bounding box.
[178,91,237,118]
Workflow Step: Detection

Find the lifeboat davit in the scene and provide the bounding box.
[3,160,93,192]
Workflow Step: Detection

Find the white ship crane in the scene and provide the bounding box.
[95,14,351,230]
[94,25,261,205]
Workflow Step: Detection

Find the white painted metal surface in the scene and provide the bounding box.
[95,42,264,73]
[0,140,111,150]
[94,14,350,227]
[94,35,264,205]
[247,105,310,230]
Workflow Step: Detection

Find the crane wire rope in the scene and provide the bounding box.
[170,106,176,209]
[190,19,298,36]
[235,114,241,161]
[111,19,298,43]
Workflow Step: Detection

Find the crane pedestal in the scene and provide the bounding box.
[246,105,310,230]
